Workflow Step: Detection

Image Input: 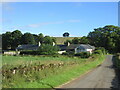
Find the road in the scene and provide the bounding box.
[60,55,119,88]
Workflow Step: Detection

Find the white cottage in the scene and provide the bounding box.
[67,44,95,54]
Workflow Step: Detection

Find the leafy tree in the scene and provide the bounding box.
[79,36,89,44]
[64,39,72,45]
[43,36,53,45]
[63,32,70,37]
[38,44,60,55]
[88,25,120,53]
[38,33,44,44]
[2,32,12,49]
[72,37,79,44]
[21,33,35,44]
[11,30,22,49]
[33,34,39,44]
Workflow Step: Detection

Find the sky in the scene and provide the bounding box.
[1,2,118,37]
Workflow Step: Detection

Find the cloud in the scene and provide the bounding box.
[1,0,17,2]
[2,2,14,11]
[27,20,80,28]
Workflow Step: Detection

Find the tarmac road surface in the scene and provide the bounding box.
[60,55,119,88]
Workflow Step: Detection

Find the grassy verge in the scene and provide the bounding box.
[2,54,105,88]
[114,53,120,69]
[27,54,105,88]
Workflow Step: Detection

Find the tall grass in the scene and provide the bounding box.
[2,54,105,88]
[114,53,120,69]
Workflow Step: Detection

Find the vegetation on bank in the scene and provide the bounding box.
[2,50,105,88]
[114,53,120,69]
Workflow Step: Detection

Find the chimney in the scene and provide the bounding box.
[53,42,55,46]
[38,41,41,46]
[67,42,70,46]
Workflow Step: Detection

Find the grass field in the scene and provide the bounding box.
[2,54,105,88]
[2,55,85,65]
[53,37,81,44]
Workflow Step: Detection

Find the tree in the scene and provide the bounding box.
[79,36,89,44]
[21,33,35,44]
[43,36,53,45]
[72,37,79,44]
[2,32,12,49]
[64,39,72,45]
[11,30,22,49]
[63,32,70,37]
[87,25,120,53]
[38,44,59,55]
[33,34,39,44]
[38,33,44,44]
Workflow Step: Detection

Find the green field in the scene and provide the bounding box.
[2,54,105,88]
[53,37,81,44]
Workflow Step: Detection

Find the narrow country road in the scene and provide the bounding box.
[59,55,119,88]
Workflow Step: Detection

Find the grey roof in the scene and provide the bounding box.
[79,44,95,50]
[67,44,81,50]
[16,44,39,50]
[57,45,67,51]
[67,44,95,50]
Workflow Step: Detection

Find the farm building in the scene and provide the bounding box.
[16,41,95,54]
[16,42,41,51]
[67,44,95,54]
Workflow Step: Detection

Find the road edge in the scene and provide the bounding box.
[55,55,107,88]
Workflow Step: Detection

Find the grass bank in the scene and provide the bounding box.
[2,54,105,88]
[114,53,120,69]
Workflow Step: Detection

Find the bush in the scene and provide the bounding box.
[93,50,102,54]
[20,44,60,55]
[68,51,75,56]
[80,52,90,58]
[75,52,90,58]
[20,50,41,55]
[38,44,60,55]
[74,53,81,56]
[95,47,107,54]
[62,52,69,55]
[114,53,120,69]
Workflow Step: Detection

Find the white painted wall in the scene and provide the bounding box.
[75,48,93,54]
[58,51,66,54]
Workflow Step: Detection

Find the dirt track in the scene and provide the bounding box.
[59,55,119,88]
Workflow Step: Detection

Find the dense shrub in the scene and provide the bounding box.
[62,51,74,56]
[20,50,41,55]
[38,44,60,55]
[79,52,90,58]
[62,52,69,55]
[93,50,102,54]
[74,53,81,56]
[114,53,120,69]
[68,51,75,56]
[75,52,90,58]
[95,47,107,54]
[20,44,60,55]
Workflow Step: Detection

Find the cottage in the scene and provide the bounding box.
[16,42,55,51]
[57,45,67,54]
[16,44,39,51]
[16,41,95,54]
[16,41,42,51]
[67,44,95,54]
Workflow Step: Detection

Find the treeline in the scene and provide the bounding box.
[2,25,120,53]
[64,25,120,53]
[2,30,56,50]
